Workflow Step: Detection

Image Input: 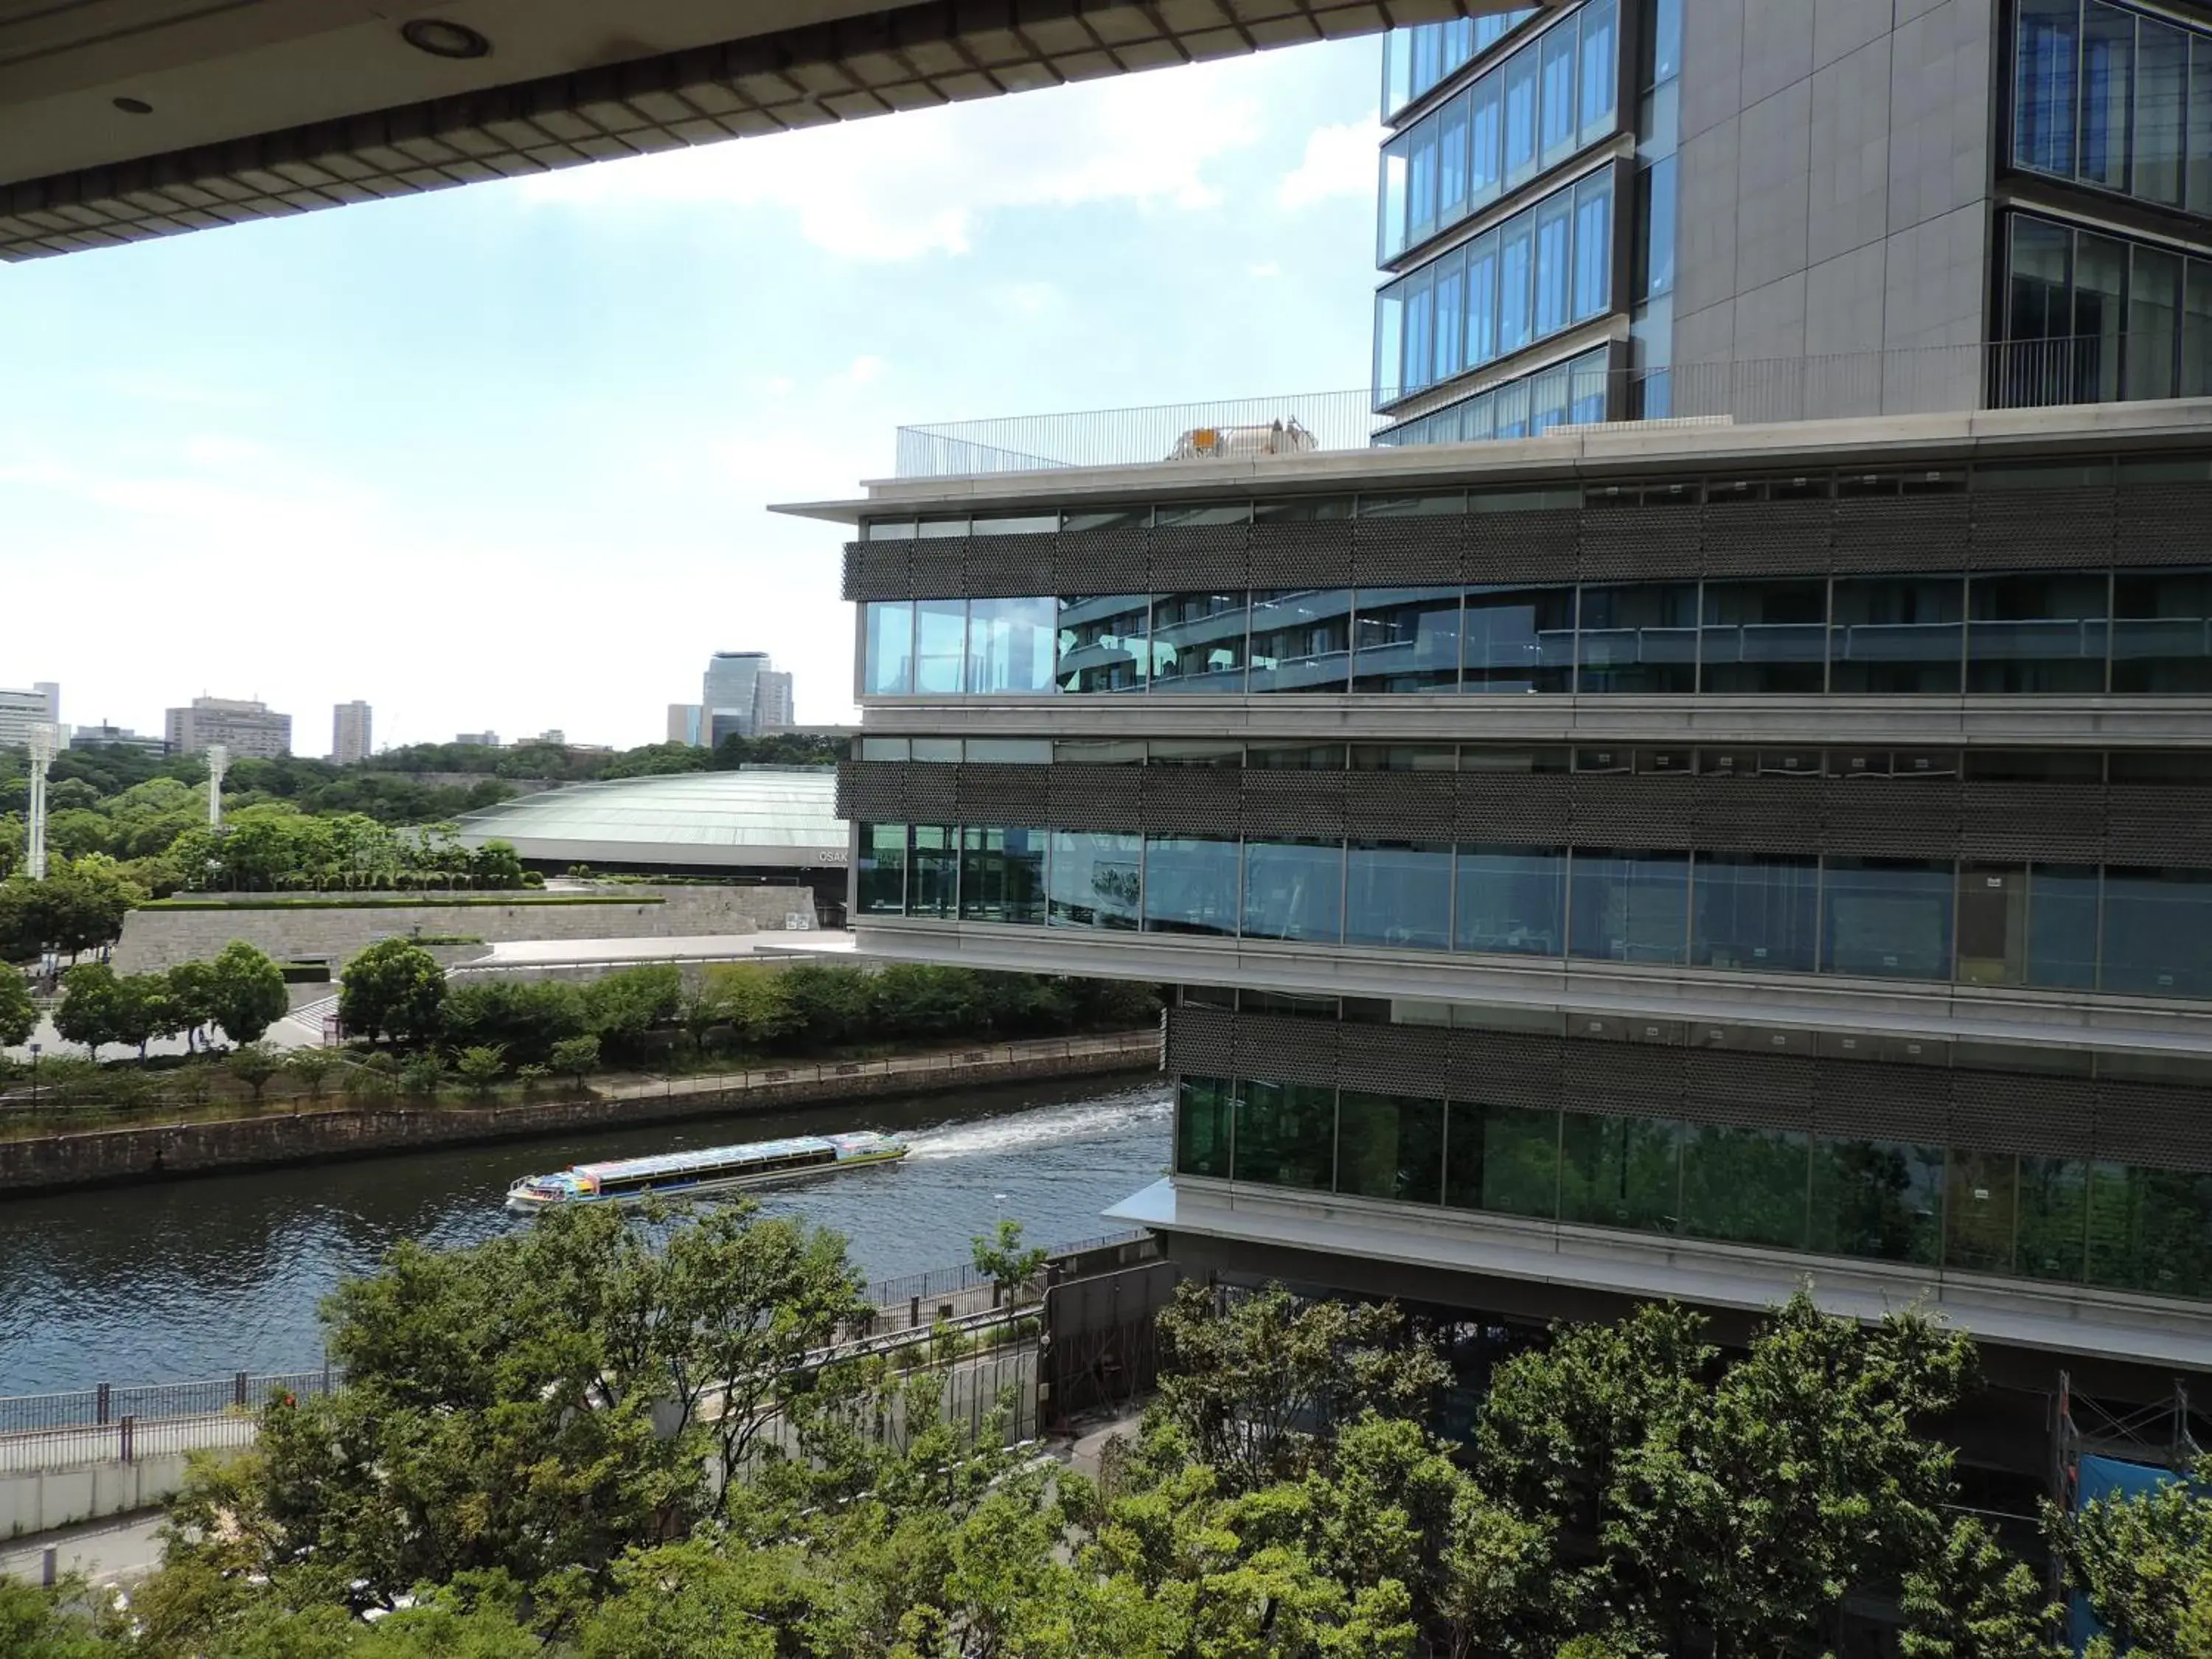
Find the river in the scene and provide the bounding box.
[0,1074,1172,1397]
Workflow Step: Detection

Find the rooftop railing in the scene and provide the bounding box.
[890,337,2155,480]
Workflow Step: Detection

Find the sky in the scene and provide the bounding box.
[0,38,1382,754]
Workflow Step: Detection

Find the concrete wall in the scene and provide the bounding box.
[113,885,818,974]
[1,1455,196,1539]
[0,1037,1158,1194]
[1674,0,1993,402]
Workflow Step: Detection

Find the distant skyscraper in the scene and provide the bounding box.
[165,695,290,759]
[0,682,60,749]
[70,723,166,756]
[702,652,796,745]
[454,731,501,748]
[667,703,706,746]
[333,700,372,765]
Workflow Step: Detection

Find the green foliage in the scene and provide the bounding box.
[343,1052,398,1105]
[549,1034,601,1085]
[0,862,145,962]
[704,963,799,1049]
[164,959,217,1050]
[398,1051,446,1099]
[2051,1458,2212,1658]
[970,1218,1050,1303]
[0,967,37,1048]
[53,961,124,1060]
[283,1048,341,1101]
[454,1044,507,1096]
[439,979,587,1065]
[1901,1516,2067,1659]
[207,940,290,1045]
[226,1042,282,1104]
[338,940,447,1046]
[581,964,682,1056]
[0,1574,116,1656]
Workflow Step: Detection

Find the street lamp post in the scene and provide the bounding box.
[28,1042,40,1113]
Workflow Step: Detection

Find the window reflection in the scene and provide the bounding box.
[1576,583,1699,692]
[2102,866,2212,995]
[864,600,914,695]
[1234,1079,1335,1190]
[1823,858,1955,980]
[1150,594,1249,692]
[1691,854,1819,973]
[1570,849,1690,963]
[1464,585,1576,692]
[2112,570,2212,692]
[1353,587,1463,689]
[1829,577,1964,694]
[1176,1076,1234,1177]
[1680,1124,1809,1248]
[1338,1092,1445,1203]
[1559,1112,1681,1234]
[1248,591,1353,692]
[966,597,1058,694]
[858,822,907,915]
[1700,579,1826,693]
[1046,831,1141,930]
[908,824,959,918]
[1144,837,1242,935]
[1811,1138,1944,1265]
[1967,573,2110,693]
[1243,839,1345,943]
[958,826,1045,924]
[914,599,967,696]
[1456,845,1567,956]
[1346,843,1454,950]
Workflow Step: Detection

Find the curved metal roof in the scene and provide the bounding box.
[452,769,845,869]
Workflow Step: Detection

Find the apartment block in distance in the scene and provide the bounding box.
[0,682,60,748]
[333,700,372,765]
[703,652,797,745]
[166,696,291,759]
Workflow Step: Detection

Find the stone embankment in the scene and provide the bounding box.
[0,1032,1160,1197]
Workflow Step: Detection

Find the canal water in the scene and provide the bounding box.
[0,1074,1172,1396]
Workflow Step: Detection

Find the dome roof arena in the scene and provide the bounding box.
[452,770,846,872]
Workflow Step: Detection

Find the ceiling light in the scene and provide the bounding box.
[113,97,153,114]
[400,18,490,59]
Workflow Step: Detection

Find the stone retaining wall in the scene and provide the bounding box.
[113,886,819,974]
[0,1036,1158,1195]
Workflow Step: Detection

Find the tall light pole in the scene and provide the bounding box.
[24,722,58,880]
[205,743,229,830]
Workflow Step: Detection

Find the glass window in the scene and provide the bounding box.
[1465,229,1500,368]
[1534,190,1573,339]
[1505,47,1540,187]
[1242,839,1344,943]
[1569,347,1609,423]
[2185,262,2212,397]
[1375,285,1404,405]
[1540,21,1577,167]
[1046,831,1141,930]
[1823,858,1955,981]
[1457,845,1567,956]
[1338,1092,1445,1203]
[1177,1076,1234,1178]
[958,826,1046,924]
[1579,0,1618,145]
[1446,1101,1559,1217]
[1254,496,1354,523]
[2136,18,2189,204]
[860,737,909,761]
[2113,569,2212,692]
[1144,836,1241,936]
[1570,849,1689,964]
[1063,505,1151,532]
[1966,572,2109,694]
[1700,577,1826,693]
[1151,740,1243,767]
[858,822,907,916]
[916,515,967,538]
[973,513,1057,535]
[1576,582,1699,692]
[864,600,914,695]
[2014,0,2080,176]
[1346,843,1453,950]
[1572,168,1613,321]
[1559,1113,1682,1234]
[1351,586,1461,690]
[964,738,1051,763]
[1405,264,1435,393]
[1945,1149,2018,1275]
[1379,131,1410,263]
[1530,363,1571,436]
[1434,246,1466,381]
[1439,91,1471,226]
[1650,0,1681,83]
[2017,1155,2089,1283]
[863,519,916,541]
[915,598,967,695]
[2102,866,2212,996]
[1248,590,1352,693]
[1809,1136,1944,1265]
[1352,745,1457,771]
[965,597,1058,693]
[2027,863,2100,990]
[2193,38,2212,217]
[1495,375,1534,441]
[2080,2,2135,189]
[1680,1123,1810,1248]
[1408,119,1439,246]
[2076,230,2126,401]
[1057,596,1150,694]
[1638,155,1677,300]
[1499,210,1536,355]
[1691,854,1820,973]
[2002,216,2073,408]
[1829,577,1965,694]
[1952,861,2028,987]
[2087,1163,2212,1298]
[1234,1079,1336,1191]
[1150,593,1248,692]
[911,738,961,762]
[1465,585,1576,692]
[909,824,958,918]
[1470,72,1504,209]
[2127,244,2183,400]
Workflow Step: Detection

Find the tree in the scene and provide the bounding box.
[703,963,797,1051]
[228,1042,282,1105]
[970,1218,1049,1306]
[0,969,34,1049]
[284,1047,342,1102]
[165,959,218,1051]
[1152,1281,1450,1494]
[454,1045,506,1098]
[551,1034,601,1088]
[582,964,681,1056]
[400,1051,447,1099]
[2051,1458,2212,1659]
[439,979,586,1065]
[339,939,446,1046]
[109,971,178,1060]
[1900,1516,2066,1659]
[52,961,123,1060]
[207,940,290,1045]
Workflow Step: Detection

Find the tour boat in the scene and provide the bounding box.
[504,1130,908,1211]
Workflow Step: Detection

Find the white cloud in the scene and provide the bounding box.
[1248,260,1281,279]
[1276,119,1384,209]
[841,354,888,386]
[518,60,1267,260]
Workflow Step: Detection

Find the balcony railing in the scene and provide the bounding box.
[890,337,2154,480]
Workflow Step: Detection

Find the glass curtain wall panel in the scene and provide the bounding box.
[2102,866,2212,995]
[1680,1123,1811,1249]
[1243,839,1346,943]
[1177,1076,1235,1177]
[1248,591,1354,692]
[1690,855,1820,973]
[1559,1113,1683,1234]
[1234,1079,1336,1190]
[1464,585,1576,691]
[1353,587,1464,689]
[908,824,959,918]
[1701,578,1827,692]
[2016,1156,2091,1282]
[1144,836,1242,935]
[1829,577,1965,693]
[1823,858,1955,980]
[1809,1136,1944,1265]
[1346,844,1455,950]
[2112,570,2212,691]
[1569,849,1691,964]
[1150,594,1250,692]
[966,597,1058,693]
[958,827,1046,923]
[1338,1092,1447,1203]
[1046,831,1142,929]
[858,821,908,915]
[1456,845,1568,956]
[1446,1102,1560,1217]
[1576,582,1699,692]
[865,601,915,695]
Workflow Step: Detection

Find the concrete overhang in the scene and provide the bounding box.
[0,0,1557,260]
[769,397,2212,524]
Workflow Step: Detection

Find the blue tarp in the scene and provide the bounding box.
[2067,1455,2191,1655]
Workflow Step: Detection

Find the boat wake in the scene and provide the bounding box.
[906,1088,1171,1161]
